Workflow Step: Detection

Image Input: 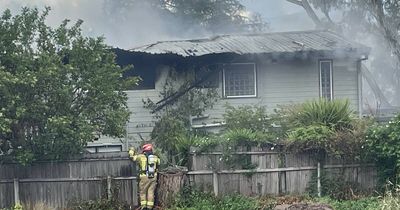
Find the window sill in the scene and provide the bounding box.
[224,95,258,99]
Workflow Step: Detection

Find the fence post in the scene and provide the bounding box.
[107,176,112,200]
[213,171,219,196]
[317,162,321,197]
[13,178,20,205]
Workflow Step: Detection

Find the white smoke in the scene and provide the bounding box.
[0,0,265,48]
[0,0,397,108]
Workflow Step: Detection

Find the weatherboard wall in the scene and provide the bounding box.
[93,57,360,147]
[195,58,360,126]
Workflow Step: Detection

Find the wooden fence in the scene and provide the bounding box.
[0,147,378,209]
[188,146,377,196]
[0,152,137,209]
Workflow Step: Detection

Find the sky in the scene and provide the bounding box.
[0,0,315,48]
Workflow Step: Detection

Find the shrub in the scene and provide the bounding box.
[281,100,369,159]
[223,128,275,146]
[288,125,334,143]
[365,114,400,184]
[151,115,189,165]
[284,99,354,131]
[191,135,220,151]
[223,105,273,132]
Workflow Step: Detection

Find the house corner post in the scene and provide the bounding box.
[13,178,20,206]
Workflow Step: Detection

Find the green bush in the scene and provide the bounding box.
[191,134,220,152]
[284,99,354,131]
[280,100,370,159]
[151,115,189,165]
[223,105,273,132]
[223,128,275,146]
[288,125,334,143]
[365,114,400,184]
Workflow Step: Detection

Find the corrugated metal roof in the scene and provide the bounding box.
[129,30,369,57]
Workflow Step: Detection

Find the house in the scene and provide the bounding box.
[87,30,370,151]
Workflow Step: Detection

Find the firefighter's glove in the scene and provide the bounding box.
[128,147,136,157]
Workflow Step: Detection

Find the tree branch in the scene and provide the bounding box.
[152,67,219,113]
[373,0,400,60]
[286,0,323,29]
[286,0,302,6]
[301,0,323,28]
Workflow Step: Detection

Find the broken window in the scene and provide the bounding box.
[319,60,333,100]
[223,63,257,98]
[195,65,220,88]
[124,67,156,90]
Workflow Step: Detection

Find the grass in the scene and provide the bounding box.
[165,189,390,210]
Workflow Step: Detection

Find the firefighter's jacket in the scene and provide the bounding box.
[130,152,160,178]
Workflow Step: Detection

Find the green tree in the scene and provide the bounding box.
[303,0,400,61]
[0,8,137,164]
[366,114,400,185]
[104,0,266,34]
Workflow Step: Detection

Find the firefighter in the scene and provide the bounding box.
[129,143,160,210]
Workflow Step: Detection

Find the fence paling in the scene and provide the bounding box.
[0,152,138,209]
[0,176,137,183]
[13,179,20,205]
[5,176,138,208]
[189,148,377,196]
[187,164,374,175]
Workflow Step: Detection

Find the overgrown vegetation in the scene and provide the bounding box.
[150,98,374,168]
[365,114,400,186]
[148,92,400,207]
[307,170,367,200]
[69,199,127,210]
[165,188,387,210]
[315,197,380,210]
[0,8,136,164]
[281,99,370,159]
[144,68,218,165]
[168,188,272,210]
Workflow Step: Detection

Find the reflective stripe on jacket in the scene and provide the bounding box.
[131,153,160,177]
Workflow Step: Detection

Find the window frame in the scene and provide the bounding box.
[222,63,257,98]
[319,59,333,100]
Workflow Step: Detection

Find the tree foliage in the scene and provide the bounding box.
[301,0,400,72]
[0,8,137,164]
[365,114,400,184]
[104,0,266,33]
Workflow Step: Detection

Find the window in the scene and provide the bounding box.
[195,66,220,88]
[123,67,156,90]
[319,60,333,100]
[223,63,256,98]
